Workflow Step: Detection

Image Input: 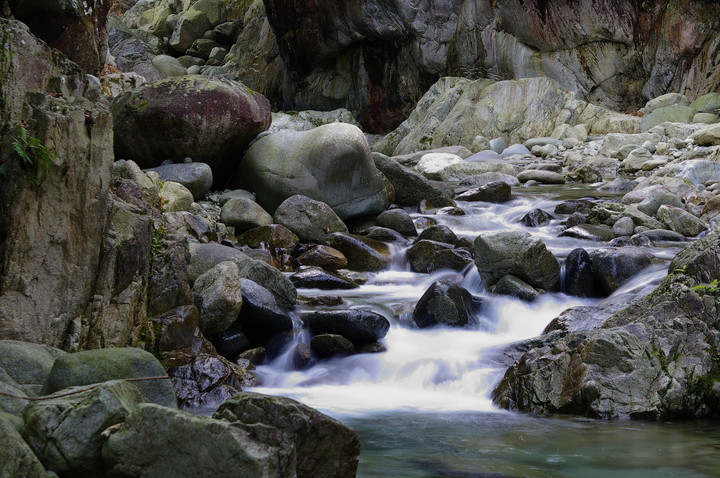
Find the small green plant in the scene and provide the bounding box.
[151,224,167,255]
[692,279,720,295]
[11,122,57,186]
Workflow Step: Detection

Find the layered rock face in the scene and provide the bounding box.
[492,231,720,420]
[258,0,720,131]
[0,19,114,349]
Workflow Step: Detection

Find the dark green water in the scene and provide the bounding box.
[342,411,720,477]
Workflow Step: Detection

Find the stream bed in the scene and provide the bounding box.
[247,185,720,476]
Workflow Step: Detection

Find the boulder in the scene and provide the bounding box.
[103,403,296,477]
[635,189,684,216]
[376,209,418,237]
[591,247,661,295]
[415,153,464,180]
[23,380,142,477]
[296,245,348,270]
[640,105,694,131]
[559,224,615,242]
[456,181,512,203]
[690,92,720,115]
[0,340,66,397]
[158,181,194,212]
[517,170,565,184]
[290,267,358,290]
[208,327,251,360]
[169,8,212,52]
[412,281,483,328]
[564,248,595,297]
[689,123,720,146]
[474,231,560,290]
[372,153,455,208]
[214,392,361,478]
[112,75,271,187]
[407,240,455,273]
[622,147,654,172]
[612,217,635,237]
[0,413,50,478]
[220,197,273,232]
[192,261,243,335]
[302,310,390,345]
[188,242,297,309]
[656,205,706,237]
[236,224,300,250]
[236,123,391,220]
[163,352,252,409]
[520,209,553,227]
[417,225,458,245]
[493,275,539,302]
[237,279,294,343]
[151,54,188,77]
[273,195,348,242]
[310,334,356,358]
[145,163,213,200]
[429,248,474,272]
[42,348,177,408]
[493,232,720,419]
[322,233,390,272]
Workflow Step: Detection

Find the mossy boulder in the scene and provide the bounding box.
[112,75,271,188]
[42,348,177,408]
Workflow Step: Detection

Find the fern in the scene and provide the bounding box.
[11,123,57,185]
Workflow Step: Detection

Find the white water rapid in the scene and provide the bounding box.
[249,186,677,416]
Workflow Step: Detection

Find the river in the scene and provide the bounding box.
[249,185,720,476]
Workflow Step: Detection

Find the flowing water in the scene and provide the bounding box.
[248,185,720,476]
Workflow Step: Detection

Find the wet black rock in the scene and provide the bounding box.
[310,334,355,358]
[564,248,595,297]
[302,309,390,345]
[412,280,483,328]
[520,208,554,227]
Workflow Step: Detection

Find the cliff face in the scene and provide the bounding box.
[0,19,114,349]
[260,0,720,131]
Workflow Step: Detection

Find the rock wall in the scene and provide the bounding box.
[255,0,720,131]
[492,231,720,420]
[0,19,114,349]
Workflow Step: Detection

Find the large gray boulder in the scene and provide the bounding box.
[493,230,720,419]
[474,231,560,291]
[23,380,143,477]
[214,392,361,478]
[273,195,348,242]
[236,123,392,220]
[188,242,296,309]
[0,413,52,478]
[112,75,271,187]
[372,153,455,208]
[591,247,662,295]
[102,403,296,477]
[220,197,273,232]
[192,261,243,335]
[145,163,213,200]
[42,348,177,408]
